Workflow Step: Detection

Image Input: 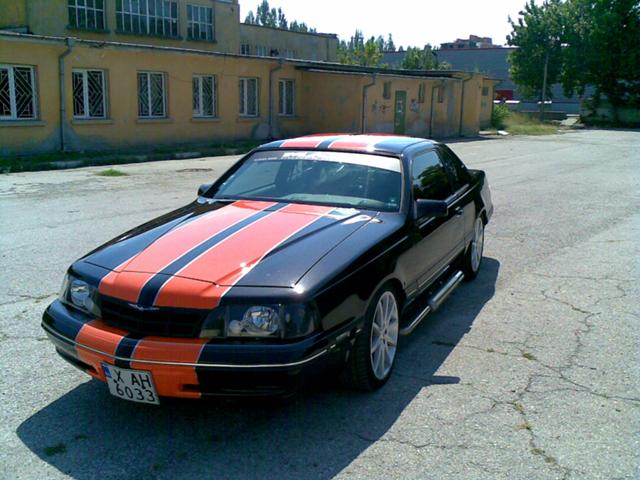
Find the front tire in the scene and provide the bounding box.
[344,286,400,391]
[463,215,485,281]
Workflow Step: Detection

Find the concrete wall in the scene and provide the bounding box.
[239,24,338,62]
[0,0,27,30]
[0,33,491,156]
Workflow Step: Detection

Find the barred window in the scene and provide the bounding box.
[68,0,105,30]
[73,69,106,119]
[278,79,295,116]
[187,4,213,41]
[116,0,178,37]
[0,65,37,120]
[138,72,166,118]
[193,75,216,118]
[239,78,258,117]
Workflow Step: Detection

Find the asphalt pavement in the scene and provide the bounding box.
[0,130,638,479]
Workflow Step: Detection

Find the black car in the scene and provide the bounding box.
[42,134,493,403]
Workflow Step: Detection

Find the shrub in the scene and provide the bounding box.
[491,104,510,130]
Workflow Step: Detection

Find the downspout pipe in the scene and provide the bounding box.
[268,59,284,139]
[458,73,473,137]
[429,80,444,138]
[361,73,376,134]
[58,38,73,152]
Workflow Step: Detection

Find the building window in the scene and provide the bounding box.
[116,0,178,38]
[278,79,295,116]
[239,78,259,117]
[254,46,268,57]
[241,44,251,55]
[138,72,166,118]
[0,65,37,120]
[193,75,216,118]
[283,49,296,59]
[72,69,107,119]
[68,0,106,30]
[482,86,489,97]
[383,81,392,100]
[187,4,213,41]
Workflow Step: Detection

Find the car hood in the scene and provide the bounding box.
[84,200,375,291]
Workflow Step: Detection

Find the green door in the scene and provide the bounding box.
[394,90,407,135]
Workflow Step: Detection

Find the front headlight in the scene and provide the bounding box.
[59,273,101,317]
[200,304,319,339]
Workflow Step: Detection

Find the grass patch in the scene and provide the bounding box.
[505,112,559,136]
[96,168,128,177]
[44,443,67,456]
[522,352,537,361]
[531,448,558,464]
[512,402,525,414]
[517,421,532,431]
[0,139,263,174]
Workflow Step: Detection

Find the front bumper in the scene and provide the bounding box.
[43,300,355,398]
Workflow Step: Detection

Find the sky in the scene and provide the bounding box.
[237,0,534,48]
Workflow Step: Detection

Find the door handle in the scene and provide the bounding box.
[453,206,463,216]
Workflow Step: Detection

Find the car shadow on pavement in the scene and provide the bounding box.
[17,258,500,480]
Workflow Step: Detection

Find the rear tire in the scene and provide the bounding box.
[343,286,400,391]
[463,215,485,281]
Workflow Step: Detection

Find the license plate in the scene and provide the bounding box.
[102,363,160,405]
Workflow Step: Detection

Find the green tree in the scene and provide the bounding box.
[385,34,396,52]
[507,0,565,117]
[244,1,317,33]
[337,30,383,66]
[400,45,451,70]
[562,0,640,118]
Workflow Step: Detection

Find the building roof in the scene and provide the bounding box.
[258,134,435,155]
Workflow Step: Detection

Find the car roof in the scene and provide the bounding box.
[257,134,437,156]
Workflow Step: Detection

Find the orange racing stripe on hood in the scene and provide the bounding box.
[153,203,334,309]
[97,200,275,303]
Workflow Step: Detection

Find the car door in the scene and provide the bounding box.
[437,145,476,245]
[404,148,465,295]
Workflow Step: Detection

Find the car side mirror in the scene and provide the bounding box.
[415,199,448,220]
[198,183,213,197]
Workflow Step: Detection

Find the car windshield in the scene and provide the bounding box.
[213,150,403,212]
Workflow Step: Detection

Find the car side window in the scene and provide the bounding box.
[438,146,470,190]
[411,150,453,200]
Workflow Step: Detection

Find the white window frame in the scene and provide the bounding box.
[241,44,251,55]
[68,0,106,30]
[0,64,38,121]
[72,69,107,119]
[254,46,268,57]
[138,71,167,119]
[116,0,179,37]
[239,77,259,117]
[278,79,295,116]
[187,4,214,41]
[193,74,216,118]
[283,49,296,59]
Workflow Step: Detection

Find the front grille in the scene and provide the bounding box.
[100,297,208,338]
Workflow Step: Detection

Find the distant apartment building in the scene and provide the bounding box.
[440,35,496,50]
[1,3,498,155]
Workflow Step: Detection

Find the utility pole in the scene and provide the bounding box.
[541,50,549,122]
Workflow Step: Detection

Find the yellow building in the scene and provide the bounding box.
[0,0,498,156]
